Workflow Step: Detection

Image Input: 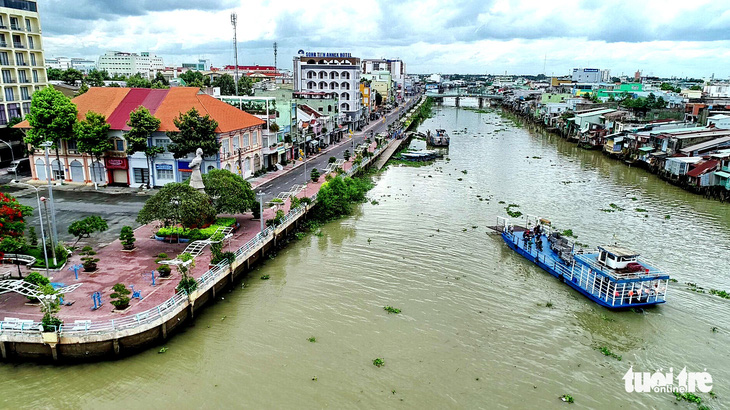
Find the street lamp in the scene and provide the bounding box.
[0,138,16,181]
[40,196,57,266]
[11,181,50,277]
[40,141,59,248]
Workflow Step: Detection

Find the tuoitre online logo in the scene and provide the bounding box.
[623,367,713,393]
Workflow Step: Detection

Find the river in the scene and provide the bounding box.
[1,102,728,409]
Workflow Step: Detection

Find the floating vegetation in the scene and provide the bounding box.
[609,203,625,211]
[311,376,318,381]
[457,178,463,181]
[506,203,522,218]
[260,274,270,280]
[560,394,574,403]
[600,314,615,322]
[373,358,385,368]
[635,208,648,213]
[561,229,577,238]
[314,231,324,237]
[598,346,622,361]
[709,289,730,299]
[308,336,317,343]
[673,392,702,405]
[158,347,168,354]
[630,197,638,201]
[665,214,671,219]
[669,278,678,283]
[461,170,468,174]
[532,156,542,159]
[383,306,401,314]
[371,200,380,205]
[686,282,706,293]
[712,327,718,333]
[545,301,553,308]
[295,232,306,240]
[498,200,506,204]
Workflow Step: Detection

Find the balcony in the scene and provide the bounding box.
[0,42,6,48]
[3,78,16,84]
[12,42,23,49]
[16,61,27,66]
[10,25,21,31]
[0,25,7,30]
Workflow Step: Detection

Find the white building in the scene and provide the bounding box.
[571,68,610,83]
[362,58,406,101]
[704,84,730,98]
[0,0,47,126]
[97,51,164,79]
[708,114,730,130]
[45,56,96,73]
[293,51,363,130]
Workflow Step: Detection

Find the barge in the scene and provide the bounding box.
[491,216,670,309]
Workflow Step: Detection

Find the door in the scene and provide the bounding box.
[70,160,84,182]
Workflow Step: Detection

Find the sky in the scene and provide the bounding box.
[40,0,730,78]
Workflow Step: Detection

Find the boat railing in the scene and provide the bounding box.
[568,262,669,307]
[574,253,667,279]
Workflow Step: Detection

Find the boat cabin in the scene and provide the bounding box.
[597,246,640,270]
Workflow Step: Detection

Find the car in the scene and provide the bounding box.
[7,158,29,175]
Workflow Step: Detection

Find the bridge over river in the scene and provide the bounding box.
[425,90,503,107]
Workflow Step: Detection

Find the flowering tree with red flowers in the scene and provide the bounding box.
[0,192,32,252]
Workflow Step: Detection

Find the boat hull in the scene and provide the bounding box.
[502,232,666,309]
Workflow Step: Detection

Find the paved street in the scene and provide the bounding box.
[254,93,422,201]
[0,93,422,248]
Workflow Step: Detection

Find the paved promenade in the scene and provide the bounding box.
[0,145,367,325]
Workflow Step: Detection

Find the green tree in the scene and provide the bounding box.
[85,69,110,87]
[126,73,152,88]
[76,111,112,184]
[76,83,89,95]
[110,283,131,310]
[689,85,702,91]
[237,76,253,96]
[212,74,236,95]
[154,71,169,86]
[200,168,256,214]
[108,82,121,88]
[61,68,83,85]
[126,106,162,188]
[68,215,108,245]
[119,226,136,250]
[166,108,220,158]
[24,86,78,181]
[137,182,216,229]
[180,70,208,87]
[312,176,372,221]
[655,97,667,109]
[375,91,383,106]
[47,68,63,81]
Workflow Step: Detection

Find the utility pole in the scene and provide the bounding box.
[231,12,239,96]
[273,42,278,72]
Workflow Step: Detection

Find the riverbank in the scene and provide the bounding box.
[0,98,427,363]
[495,103,730,202]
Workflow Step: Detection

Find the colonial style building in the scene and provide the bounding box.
[0,0,47,126]
[293,51,365,130]
[17,87,264,187]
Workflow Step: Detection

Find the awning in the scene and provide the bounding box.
[715,171,730,178]
[638,146,654,152]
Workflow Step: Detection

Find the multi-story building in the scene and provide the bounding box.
[0,0,47,126]
[97,51,164,79]
[571,68,610,83]
[362,71,392,105]
[293,51,364,131]
[45,56,96,73]
[362,58,406,101]
[17,87,265,187]
[182,59,211,71]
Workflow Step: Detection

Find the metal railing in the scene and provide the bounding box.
[0,145,383,341]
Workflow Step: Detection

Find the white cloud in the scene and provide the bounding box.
[41,0,730,77]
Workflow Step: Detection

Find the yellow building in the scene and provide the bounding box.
[360,83,372,111]
[0,0,47,126]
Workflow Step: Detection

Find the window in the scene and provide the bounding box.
[25,19,31,32]
[243,132,250,147]
[2,69,12,82]
[5,88,15,102]
[0,52,7,65]
[27,37,33,49]
[29,53,35,66]
[156,168,173,180]
[32,69,37,82]
[133,168,149,184]
[67,140,77,152]
[20,86,28,100]
[18,71,27,83]
[0,106,7,125]
[21,101,29,114]
[114,139,124,151]
[231,135,239,150]
[154,138,171,151]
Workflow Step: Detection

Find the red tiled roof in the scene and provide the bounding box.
[16,87,264,133]
[687,160,718,177]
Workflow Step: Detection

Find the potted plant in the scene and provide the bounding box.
[310,168,320,182]
[110,283,131,310]
[157,264,172,278]
[119,226,136,250]
[80,246,99,272]
[344,150,351,161]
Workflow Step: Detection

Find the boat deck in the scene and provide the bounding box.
[502,230,668,308]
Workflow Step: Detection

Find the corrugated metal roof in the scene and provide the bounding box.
[686,160,718,177]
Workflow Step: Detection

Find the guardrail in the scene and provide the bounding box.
[0,145,382,343]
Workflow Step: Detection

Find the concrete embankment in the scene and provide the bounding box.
[0,97,428,363]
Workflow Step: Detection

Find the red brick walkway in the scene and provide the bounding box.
[0,142,376,324]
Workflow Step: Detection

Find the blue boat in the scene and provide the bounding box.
[491,217,670,309]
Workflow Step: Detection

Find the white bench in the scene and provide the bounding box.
[1,254,36,266]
